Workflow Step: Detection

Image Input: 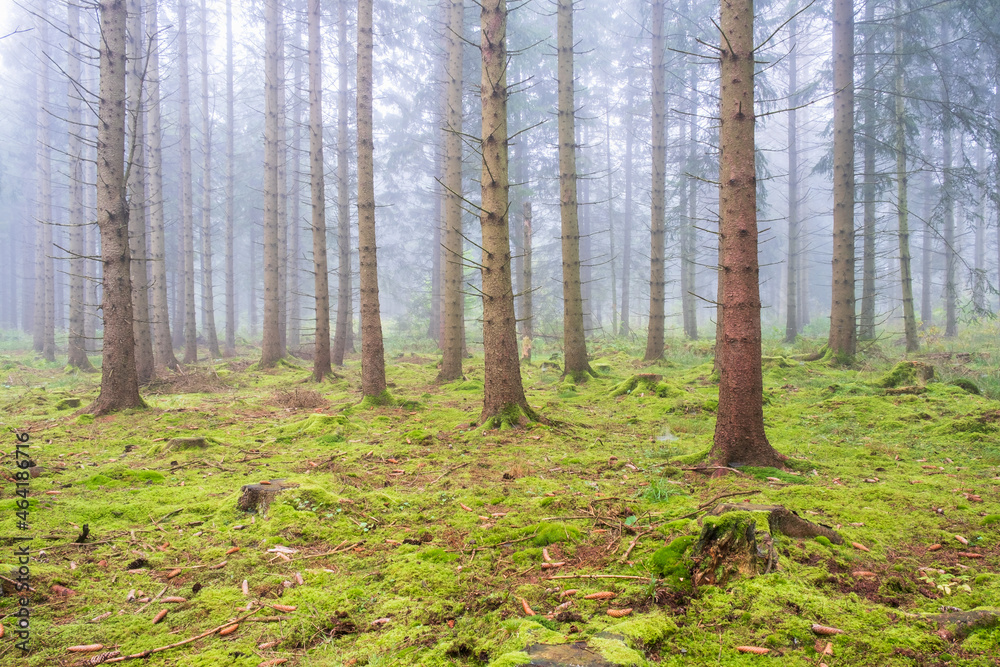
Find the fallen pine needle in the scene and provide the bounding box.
[545,574,656,582]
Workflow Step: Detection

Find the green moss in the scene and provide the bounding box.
[608,614,678,645]
[489,652,532,667]
[814,536,833,547]
[453,379,483,391]
[950,378,981,394]
[590,635,646,665]
[982,515,1000,526]
[76,413,94,424]
[651,535,696,589]
[525,522,582,546]
[360,390,395,407]
[417,547,459,564]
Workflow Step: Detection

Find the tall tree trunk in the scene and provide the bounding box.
[357,0,388,401]
[309,0,331,380]
[606,101,618,337]
[178,0,198,363]
[942,119,956,337]
[332,0,352,366]
[828,0,856,361]
[86,162,100,353]
[784,19,799,344]
[557,0,592,378]
[127,0,154,383]
[894,0,918,352]
[479,0,536,426]
[438,0,465,382]
[973,143,986,314]
[620,96,633,336]
[522,201,533,361]
[34,9,55,362]
[260,0,283,368]
[67,1,95,371]
[145,0,179,369]
[288,16,304,353]
[645,0,666,361]
[224,0,236,356]
[858,0,877,341]
[276,18,289,358]
[92,0,145,415]
[920,133,933,328]
[710,0,782,468]
[250,220,258,337]
[199,0,221,359]
[681,63,698,340]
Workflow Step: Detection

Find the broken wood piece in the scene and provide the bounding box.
[68,645,105,652]
[706,503,843,544]
[237,481,287,515]
[928,609,1000,640]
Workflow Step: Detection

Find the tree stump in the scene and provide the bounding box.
[709,504,843,544]
[690,511,776,587]
[237,479,296,515]
[165,437,209,451]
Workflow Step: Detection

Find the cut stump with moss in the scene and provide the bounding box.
[690,510,777,587]
[237,479,299,515]
[708,503,843,544]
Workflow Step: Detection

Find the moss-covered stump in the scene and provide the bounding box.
[690,511,776,587]
[927,609,1000,640]
[164,436,210,451]
[524,641,616,666]
[609,374,661,397]
[878,361,934,389]
[708,503,843,544]
[237,479,297,515]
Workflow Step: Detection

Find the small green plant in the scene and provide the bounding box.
[918,569,972,596]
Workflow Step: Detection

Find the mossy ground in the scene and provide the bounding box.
[1,327,1000,665]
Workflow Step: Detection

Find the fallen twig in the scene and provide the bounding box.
[102,606,262,663]
[428,461,471,486]
[673,490,761,521]
[545,573,657,582]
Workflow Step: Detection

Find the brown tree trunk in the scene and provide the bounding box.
[178,0,198,364]
[709,0,783,469]
[260,0,283,368]
[145,0,179,369]
[828,0,856,362]
[438,0,465,382]
[127,0,154,383]
[920,133,933,329]
[91,0,145,416]
[894,0,918,353]
[308,0,332,381]
[521,201,533,362]
[224,0,236,357]
[784,19,799,344]
[479,0,536,427]
[34,8,55,363]
[288,19,304,353]
[332,0,352,366]
[681,62,698,340]
[199,0,221,359]
[620,90,633,336]
[67,1,94,371]
[858,0,876,341]
[941,70,957,338]
[357,0,388,402]
[973,144,986,314]
[644,0,666,361]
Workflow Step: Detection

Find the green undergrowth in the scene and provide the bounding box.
[1,330,1000,665]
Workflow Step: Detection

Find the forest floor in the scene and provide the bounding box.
[1,327,1000,667]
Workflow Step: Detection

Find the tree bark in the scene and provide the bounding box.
[557,0,593,378]
[260,0,283,368]
[784,20,799,344]
[709,0,783,469]
[894,0,918,353]
[479,0,536,426]
[858,0,877,341]
[67,1,95,371]
[276,18,289,358]
[177,0,198,364]
[438,0,465,382]
[199,0,221,359]
[920,133,933,328]
[973,144,986,314]
[224,0,236,357]
[681,62,698,341]
[34,8,55,363]
[308,0,332,381]
[288,18,304,353]
[620,88,633,337]
[91,0,145,416]
[357,0,388,401]
[644,0,666,361]
[522,201,533,362]
[941,68,957,337]
[828,0,856,361]
[332,0,352,366]
[126,0,154,383]
[144,0,179,369]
